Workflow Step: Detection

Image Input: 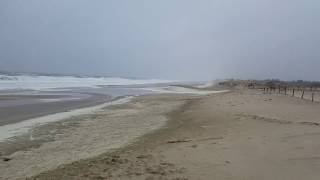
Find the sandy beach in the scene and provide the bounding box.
[2,87,320,179]
[2,0,318,179]
[0,85,160,127]
[0,92,190,179]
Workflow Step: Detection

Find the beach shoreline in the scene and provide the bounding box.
[2,87,320,179]
[0,96,133,143]
[0,92,195,179]
[0,85,224,143]
[0,92,112,126]
[31,89,320,180]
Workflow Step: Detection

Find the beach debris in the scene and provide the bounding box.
[110,155,121,163]
[2,157,12,162]
[167,140,192,144]
[299,122,320,126]
[160,162,175,167]
[136,155,152,159]
[167,137,223,144]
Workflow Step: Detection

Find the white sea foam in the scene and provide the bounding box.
[144,86,229,95]
[197,81,217,88]
[0,74,172,91]
[0,96,133,142]
[38,97,83,103]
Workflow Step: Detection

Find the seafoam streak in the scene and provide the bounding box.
[143,86,229,95]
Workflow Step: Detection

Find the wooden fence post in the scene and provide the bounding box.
[285,87,287,95]
[312,92,314,102]
[292,89,295,97]
[301,90,305,99]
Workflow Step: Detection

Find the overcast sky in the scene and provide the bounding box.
[0,0,319,80]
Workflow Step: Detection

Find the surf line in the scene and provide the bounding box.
[0,96,133,142]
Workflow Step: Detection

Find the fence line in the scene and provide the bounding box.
[252,86,320,103]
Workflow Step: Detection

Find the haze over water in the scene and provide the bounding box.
[1,0,319,81]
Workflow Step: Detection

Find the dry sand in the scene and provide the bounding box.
[2,89,320,180]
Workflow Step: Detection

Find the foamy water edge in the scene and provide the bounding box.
[0,96,133,142]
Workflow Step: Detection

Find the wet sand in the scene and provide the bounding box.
[0,85,158,126]
[0,93,111,126]
[0,94,189,179]
[28,89,320,180]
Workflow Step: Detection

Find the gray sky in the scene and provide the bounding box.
[0,0,319,80]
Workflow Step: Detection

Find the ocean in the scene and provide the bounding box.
[0,73,175,141]
[0,73,172,91]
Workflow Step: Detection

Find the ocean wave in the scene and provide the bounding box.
[0,74,172,90]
